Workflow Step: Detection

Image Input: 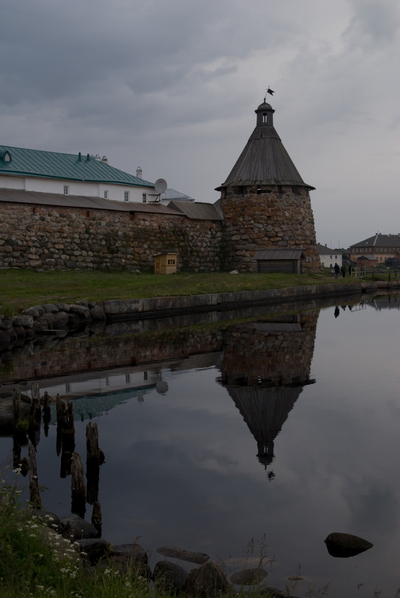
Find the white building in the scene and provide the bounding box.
[316,243,343,269]
[0,145,155,203]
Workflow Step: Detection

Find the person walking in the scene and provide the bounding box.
[341,265,346,278]
[334,263,340,279]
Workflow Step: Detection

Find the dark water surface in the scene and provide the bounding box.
[1,294,399,597]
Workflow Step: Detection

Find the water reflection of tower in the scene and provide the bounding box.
[220,313,318,470]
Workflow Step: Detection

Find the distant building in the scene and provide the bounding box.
[316,243,343,268]
[0,145,154,203]
[349,233,400,265]
[355,255,379,268]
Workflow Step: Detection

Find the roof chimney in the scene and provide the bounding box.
[136,166,142,179]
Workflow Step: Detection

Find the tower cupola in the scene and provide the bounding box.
[255,101,275,127]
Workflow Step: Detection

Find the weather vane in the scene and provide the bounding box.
[264,86,275,102]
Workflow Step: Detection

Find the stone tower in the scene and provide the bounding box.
[216,100,321,272]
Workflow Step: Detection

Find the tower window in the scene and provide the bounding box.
[263,113,268,123]
[124,191,129,202]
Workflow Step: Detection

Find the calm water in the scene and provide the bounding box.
[1,295,400,597]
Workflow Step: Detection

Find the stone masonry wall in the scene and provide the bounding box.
[220,186,321,272]
[0,202,223,272]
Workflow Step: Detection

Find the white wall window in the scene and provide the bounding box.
[63,185,69,195]
[142,193,147,203]
[124,191,129,202]
[104,190,108,199]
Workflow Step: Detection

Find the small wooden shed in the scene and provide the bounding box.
[254,249,305,274]
[154,253,178,274]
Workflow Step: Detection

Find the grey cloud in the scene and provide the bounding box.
[0,0,398,247]
[344,0,400,47]
[0,0,294,109]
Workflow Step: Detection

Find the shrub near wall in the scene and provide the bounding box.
[0,202,223,272]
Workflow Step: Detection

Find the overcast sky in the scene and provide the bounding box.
[1,0,399,248]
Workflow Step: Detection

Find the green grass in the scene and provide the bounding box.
[2,470,398,597]
[0,269,371,315]
[0,470,162,598]
[0,471,282,598]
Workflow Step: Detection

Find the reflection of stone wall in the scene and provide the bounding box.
[220,312,318,386]
[1,329,223,384]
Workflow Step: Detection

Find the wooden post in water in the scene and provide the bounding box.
[12,389,27,467]
[56,396,76,477]
[12,389,21,429]
[28,443,41,509]
[12,436,21,470]
[92,500,102,537]
[71,452,86,518]
[56,394,63,457]
[42,391,51,437]
[86,421,100,505]
[60,401,75,478]
[29,383,41,447]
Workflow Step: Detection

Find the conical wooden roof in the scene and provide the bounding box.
[217,101,314,190]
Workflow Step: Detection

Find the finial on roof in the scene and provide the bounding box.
[264,86,275,102]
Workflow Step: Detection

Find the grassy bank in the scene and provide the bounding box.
[0,476,392,597]
[0,269,379,315]
[0,472,286,598]
[0,472,151,598]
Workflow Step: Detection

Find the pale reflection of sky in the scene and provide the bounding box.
[1,300,399,598]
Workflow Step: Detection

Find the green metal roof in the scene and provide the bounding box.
[0,145,155,188]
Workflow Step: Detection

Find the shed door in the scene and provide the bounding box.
[257,259,297,274]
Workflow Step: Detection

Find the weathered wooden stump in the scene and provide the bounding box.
[42,391,51,437]
[28,443,41,509]
[91,500,102,537]
[56,394,63,456]
[12,389,21,428]
[71,452,86,518]
[12,435,21,470]
[86,422,101,504]
[12,389,28,458]
[29,383,41,447]
[57,399,76,478]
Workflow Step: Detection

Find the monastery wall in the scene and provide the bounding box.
[0,201,223,272]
